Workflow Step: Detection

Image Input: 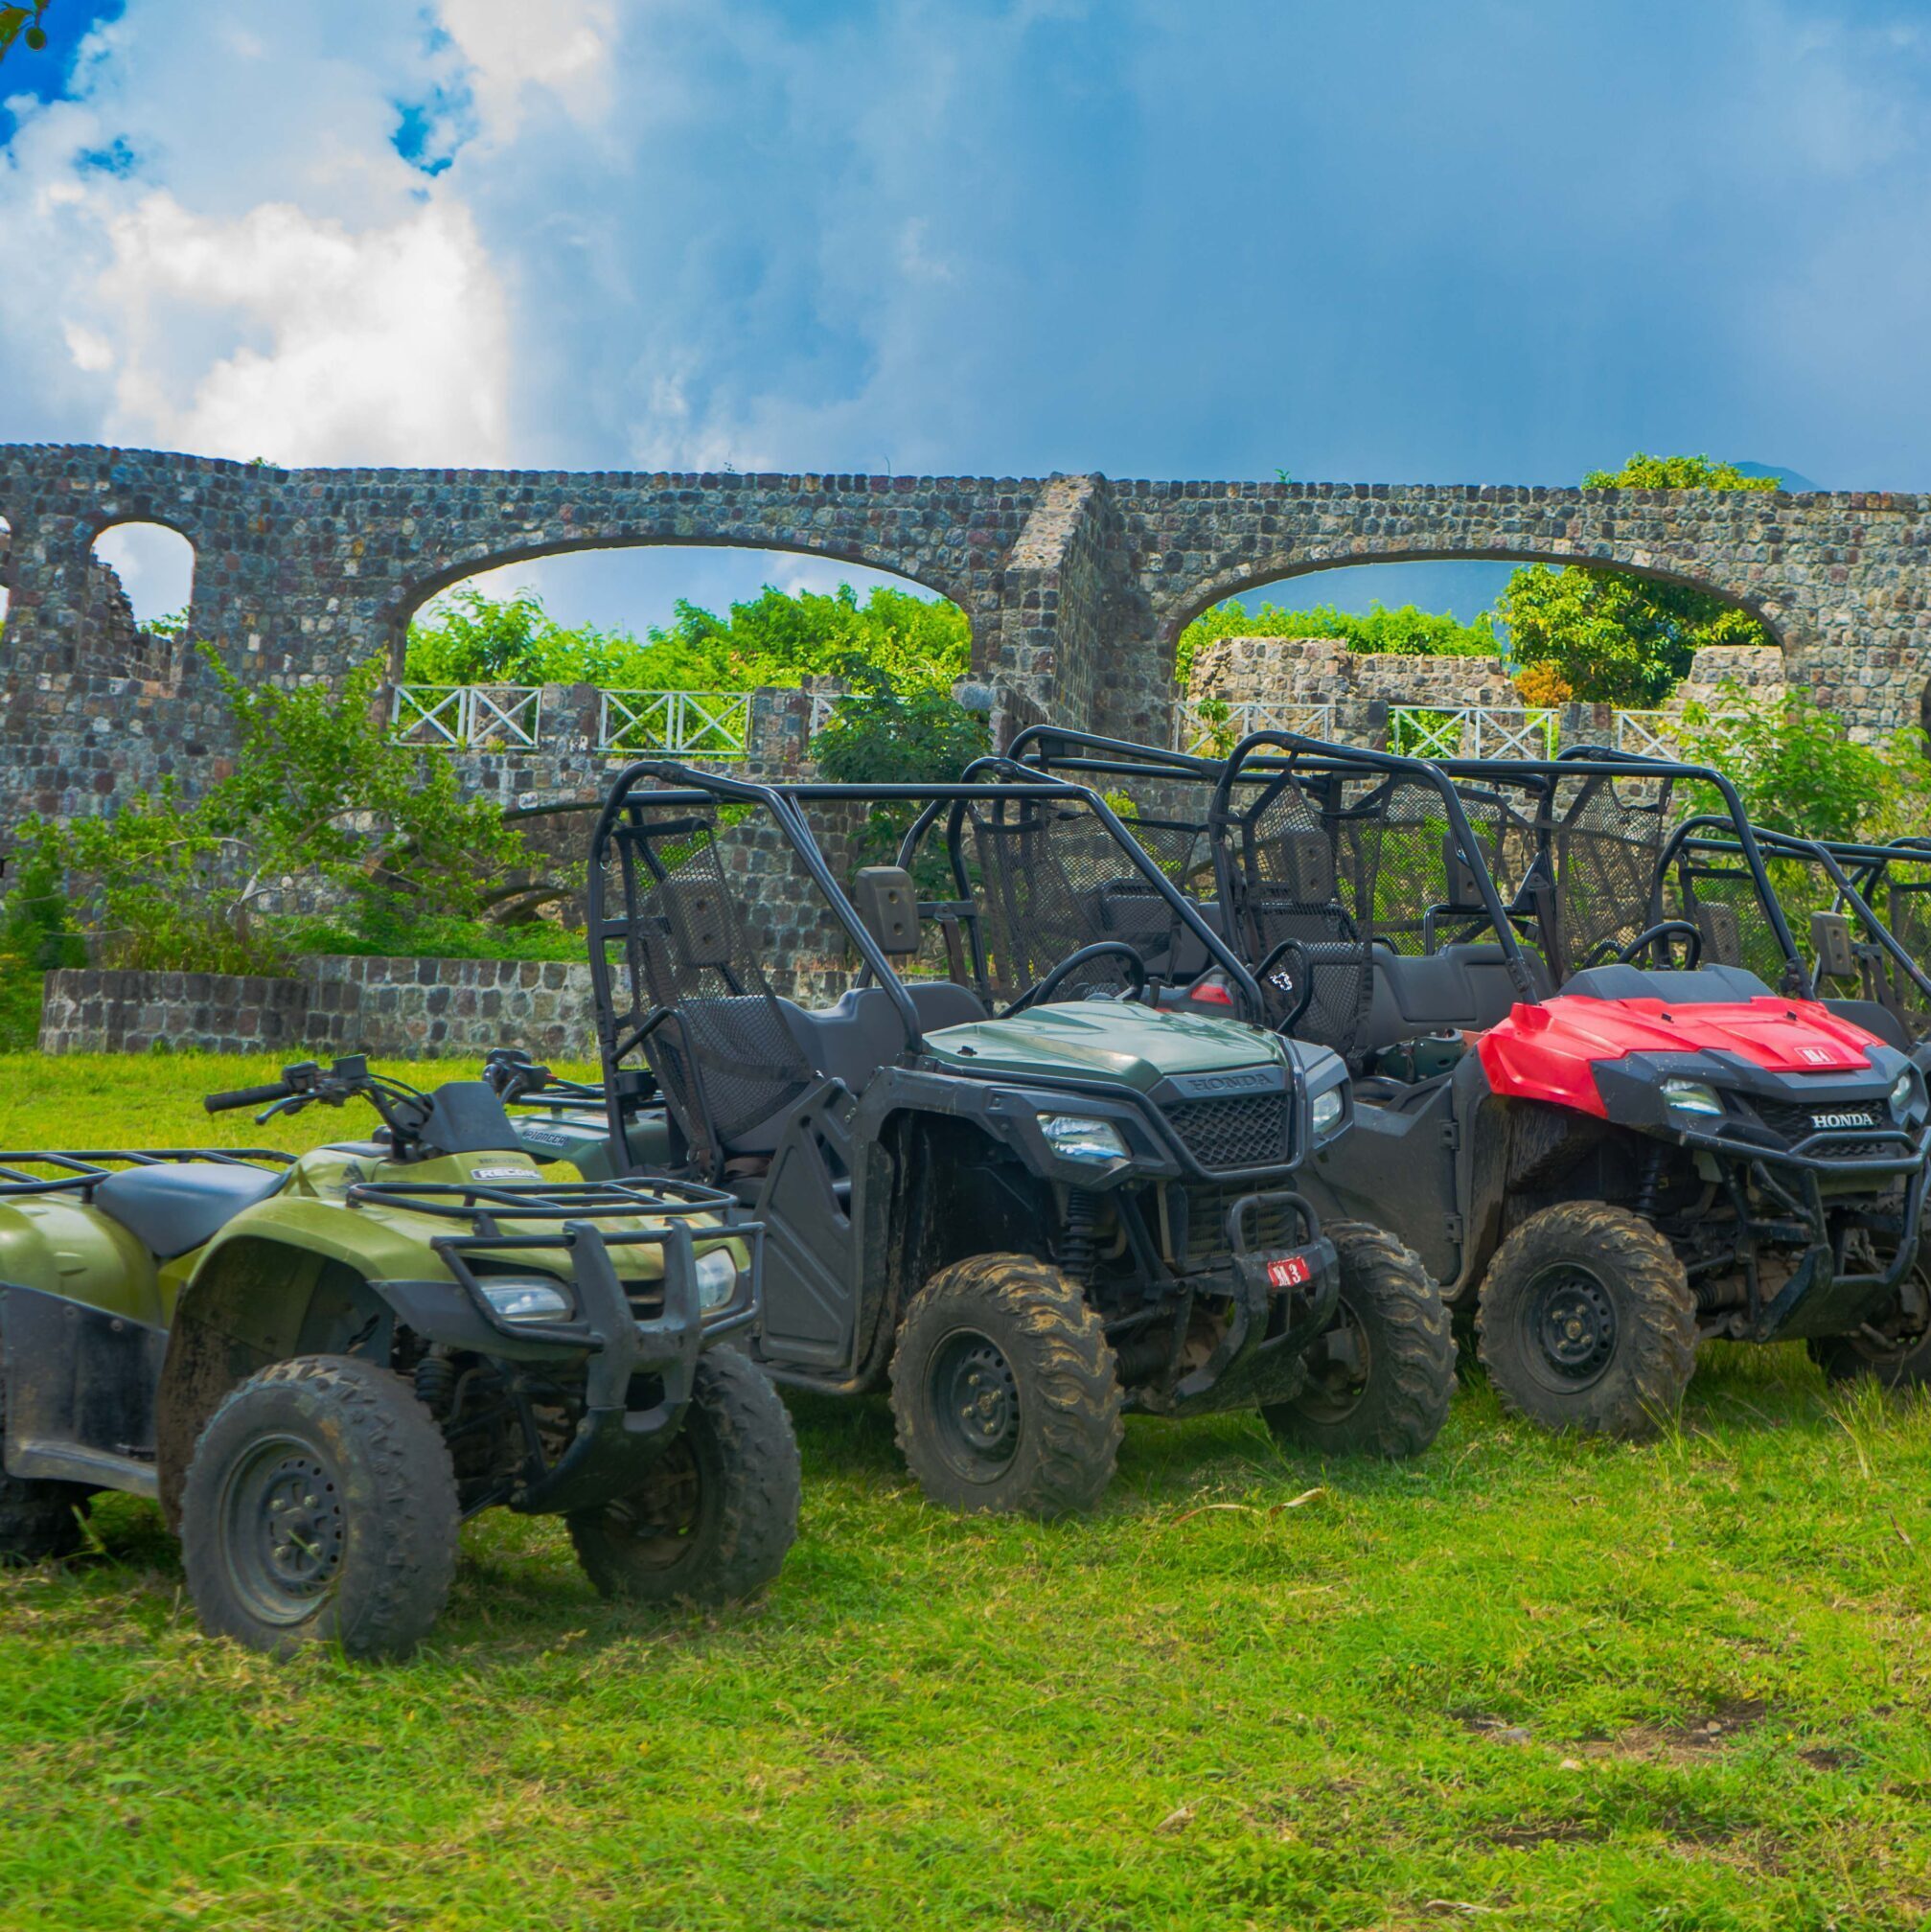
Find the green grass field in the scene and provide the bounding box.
[2,1055,1930,1930]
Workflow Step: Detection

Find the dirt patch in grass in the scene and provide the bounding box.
[1577,1697,1772,1764]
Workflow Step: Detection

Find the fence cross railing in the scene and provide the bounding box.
[1389,704,1559,760]
[1173,700,1336,755]
[596,689,752,760]
[391,684,543,749]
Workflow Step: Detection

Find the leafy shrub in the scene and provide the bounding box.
[811,656,990,876]
[1511,661,1574,707]
[406,581,970,694]
[20,655,529,975]
[1176,599,1498,685]
[1673,682,1931,843]
[1581,452,1780,491]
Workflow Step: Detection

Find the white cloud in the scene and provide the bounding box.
[435,0,619,142]
[89,192,512,465]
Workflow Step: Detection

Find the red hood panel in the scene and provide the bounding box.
[1478,995,1878,1117]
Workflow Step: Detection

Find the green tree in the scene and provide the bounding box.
[0,3,51,61]
[1674,683,1931,844]
[404,580,971,695]
[1176,599,1497,685]
[811,656,991,876]
[1497,454,1780,704]
[1582,452,1780,492]
[19,655,527,974]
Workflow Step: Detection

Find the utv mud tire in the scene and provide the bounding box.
[568,1349,800,1607]
[179,1355,459,1660]
[1260,1223,1456,1459]
[1807,1328,1931,1389]
[889,1254,1122,1517]
[0,1387,90,1566]
[1478,1204,1696,1440]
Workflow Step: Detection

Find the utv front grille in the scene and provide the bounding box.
[1748,1098,1889,1146]
[1163,1092,1291,1171]
[1174,1183,1297,1267]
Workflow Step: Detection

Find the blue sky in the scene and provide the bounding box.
[0,1,1924,632]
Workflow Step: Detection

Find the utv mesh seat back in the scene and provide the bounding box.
[1546,770,1678,980]
[605,813,818,1170]
[964,793,1203,1005]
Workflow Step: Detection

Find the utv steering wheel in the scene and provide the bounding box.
[1612,920,1703,969]
[1008,941,1150,1014]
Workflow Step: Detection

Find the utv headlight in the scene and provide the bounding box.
[479,1277,573,1323]
[1040,1115,1131,1163]
[1662,1079,1724,1121]
[695,1246,740,1312]
[1890,1070,1926,1127]
[1310,1087,1345,1142]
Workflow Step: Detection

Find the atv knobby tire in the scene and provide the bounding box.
[889,1253,1122,1517]
[1261,1222,1455,1459]
[1807,1326,1931,1389]
[1478,1202,1695,1439]
[179,1354,459,1659]
[569,1348,800,1606]
[0,1387,90,1566]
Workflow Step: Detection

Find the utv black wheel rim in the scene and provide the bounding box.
[603,1438,705,1572]
[219,1436,346,1625]
[1526,1265,1619,1388]
[930,1328,1022,1480]
[1298,1298,1371,1422]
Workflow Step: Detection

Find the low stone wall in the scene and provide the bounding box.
[37,957,600,1059]
[39,947,866,1058]
[1189,636,1521,715]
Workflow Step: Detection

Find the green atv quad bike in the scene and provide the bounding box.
[553,762,1454,1519]
[0,1056,799,1657]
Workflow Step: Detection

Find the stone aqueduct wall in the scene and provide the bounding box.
[4,445,1930,841]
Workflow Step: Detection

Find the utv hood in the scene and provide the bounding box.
[923,1001,1290,1093]
[1480,995,1878,1116]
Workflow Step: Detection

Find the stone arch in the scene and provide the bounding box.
[1160,539,1787,652]
[384,529,976,682]
[84,517,196,678]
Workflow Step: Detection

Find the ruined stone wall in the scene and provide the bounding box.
[5,448,1927,848]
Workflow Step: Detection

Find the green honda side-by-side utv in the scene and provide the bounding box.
[0,1057,799,1656]
[552,761,1454,1518]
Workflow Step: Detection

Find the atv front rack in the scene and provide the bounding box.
[0,1148,295,1201]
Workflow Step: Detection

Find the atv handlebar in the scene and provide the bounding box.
[204,1081,298,1114]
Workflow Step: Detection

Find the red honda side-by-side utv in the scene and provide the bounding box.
[977,728,1931,1434]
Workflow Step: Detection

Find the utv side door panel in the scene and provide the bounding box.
[752,1088,862,1366]
[1301,1079,1461,1285]
[0,1283,166,1495]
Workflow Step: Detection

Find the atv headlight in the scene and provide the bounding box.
[479,1277,573,1323]
[1890,1069,1925,1127]
[695,1246,739,1312]
[1662,1078,1724,1121]
[1040,1115,1130,1163]
[1310,1086,1345,1142]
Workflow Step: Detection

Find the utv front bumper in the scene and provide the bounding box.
[1137,1188,1341,1415]
[1664,1118,1931,1343]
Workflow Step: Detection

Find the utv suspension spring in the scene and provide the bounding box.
[414,1351,458,1417]
[1061,1189,1100,1285]
[1634,1144,1667,1220]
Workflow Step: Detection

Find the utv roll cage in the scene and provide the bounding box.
[1004,724,1815,1006]
[585,760,1271,1184]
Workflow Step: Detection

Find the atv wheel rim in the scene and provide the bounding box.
[1526,1265,1620,1388]
[219,1435,347,1626]
[604,1438,704,1571]
[1297,1297,1371,1422]
[930,1327,1022,1480]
